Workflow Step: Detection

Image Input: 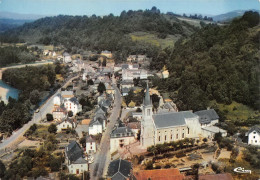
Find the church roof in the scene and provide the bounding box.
[153,111,197,129]
[144,82,151,106]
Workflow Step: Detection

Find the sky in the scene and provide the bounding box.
[0,0,259,16]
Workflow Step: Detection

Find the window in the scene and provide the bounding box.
[255,140,257,143]
[90,142,92,145]
[253,132,256,134]
[171,135,172,139]
[91,146,92,149]
[147,109,150,116]
[165,135,167,141]
[176,134,178,139]
[188,128,190,134]
[182,133,184,138]
[253,136,255,139]
[158,136,160,141]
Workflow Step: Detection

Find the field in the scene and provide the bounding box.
[214,101,259,121]
[130,32,180,49]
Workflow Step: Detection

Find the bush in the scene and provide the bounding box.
[176,151,186,158]
[46,113,54,121]
[145,160,153,170]
[48,124,57,134]
[164,164,171,169]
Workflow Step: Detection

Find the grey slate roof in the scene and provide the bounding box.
[122,64,129,69]
[111,126,134,138]
[194,109,219,124]
[152,111,197,129]
[247,125,260,135]
[65,141,87,164]
[95,107,106,115]
[107,159,132,179]
[69,97,80,105]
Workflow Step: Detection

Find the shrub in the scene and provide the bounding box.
[145,160,153,170]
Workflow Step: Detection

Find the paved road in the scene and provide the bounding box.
[90,83,122,179]
[0,75,79,150]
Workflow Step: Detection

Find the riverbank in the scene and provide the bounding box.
[0,80,19,104]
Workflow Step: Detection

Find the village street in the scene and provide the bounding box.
[90,83,122,180]
[0,75,79,151]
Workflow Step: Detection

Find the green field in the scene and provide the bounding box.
[130,32,180,49]
[212,101,259,121]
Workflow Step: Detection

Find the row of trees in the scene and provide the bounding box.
[0,46,36,67]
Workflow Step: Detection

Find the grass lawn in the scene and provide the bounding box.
[129,32,180,49]
[212,101,259,121]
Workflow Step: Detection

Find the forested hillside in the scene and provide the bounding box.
[0,7,197,57]
[152,11,260,111]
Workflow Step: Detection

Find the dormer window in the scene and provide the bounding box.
[253,131,256,134]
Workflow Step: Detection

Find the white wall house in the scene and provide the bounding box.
[65,141,88,175]
[86,136,97,154]
[57,118,75,132]
[110,126,136,154]
[246,126,260,146]
[63,52,72,63]
[52,106,66,121]
[89,120,103,135]
[64,97,82,116]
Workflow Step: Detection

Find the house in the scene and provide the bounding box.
[201,126,227,139]
[57,118,75,132]
[131,112,142,120]
[107,159,132,180]
[162,70,169,79]
[89,119,103,135]
[245,125,260,146]
[65,141,88,174]
[194,109,219,127]
[52,105,67,121]
[53,95,61,106]
[61,91,74,101]
[63,52,72,63]
[133,168,184,180]
[140,69,148,79]
[137,55,147,62]
[101,50,112,58]
[127,122,141,138]
[121,80,134,89]
[86,135,96,154]
[64,97,82,116]
[110,126,135,154]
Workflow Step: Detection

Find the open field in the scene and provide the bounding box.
[130,32,180,48]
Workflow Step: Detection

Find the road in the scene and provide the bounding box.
[0,75,79,150]
[90,83,122,179]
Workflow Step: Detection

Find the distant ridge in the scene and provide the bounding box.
[213,9,260,22]
[0,11,49,20]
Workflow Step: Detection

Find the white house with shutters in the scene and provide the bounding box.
[246,126,260,146]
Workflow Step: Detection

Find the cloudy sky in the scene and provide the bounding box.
[0,0,258,16]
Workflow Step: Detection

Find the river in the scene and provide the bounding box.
[0,80,19,103]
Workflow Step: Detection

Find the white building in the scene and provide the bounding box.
[194,109,219,127]
[53,95,61,106]
[64,97,82,116]
[246,126,260,146]
[52,106,66,121]
[63,52,72,63]
[65,141,88,174]
[88,120,103,135]
[110,126,135,154]
[57,118,75,132]
[86,135,96,154]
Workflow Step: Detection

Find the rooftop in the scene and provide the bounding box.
[111,126,134,138]
[202,126,227,133]
[65,141,87,164]
[194,109,219,124]
[107,159,132,179]
[134,168,184,180]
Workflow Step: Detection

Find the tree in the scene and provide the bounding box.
[68,110,73,117]
[102,58,107,67]
[202,138,208,143]
[48,124,57,134]
[46,113,54,121]
[0,160,6,178]
[87,79,94,85]
[30,90,40,105]
[79,136,86,148]
[97,82,106,94]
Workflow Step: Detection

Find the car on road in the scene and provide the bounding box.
[35,109,40,113]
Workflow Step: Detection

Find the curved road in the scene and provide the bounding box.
[90,83,122,179]
[0,75,79,150]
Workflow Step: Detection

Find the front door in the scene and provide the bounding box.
[76,169,79,174]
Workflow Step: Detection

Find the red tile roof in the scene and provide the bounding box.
[134,168,184,180]
[199,173,233,180]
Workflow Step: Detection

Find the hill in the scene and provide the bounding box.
[0,7,198,57]
[0,19,34,32]
[151,11,260,112]
[213,9,259,22]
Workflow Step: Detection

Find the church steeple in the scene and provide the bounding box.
[144,82,151,106]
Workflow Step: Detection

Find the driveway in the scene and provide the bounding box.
[90,83,122,179]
